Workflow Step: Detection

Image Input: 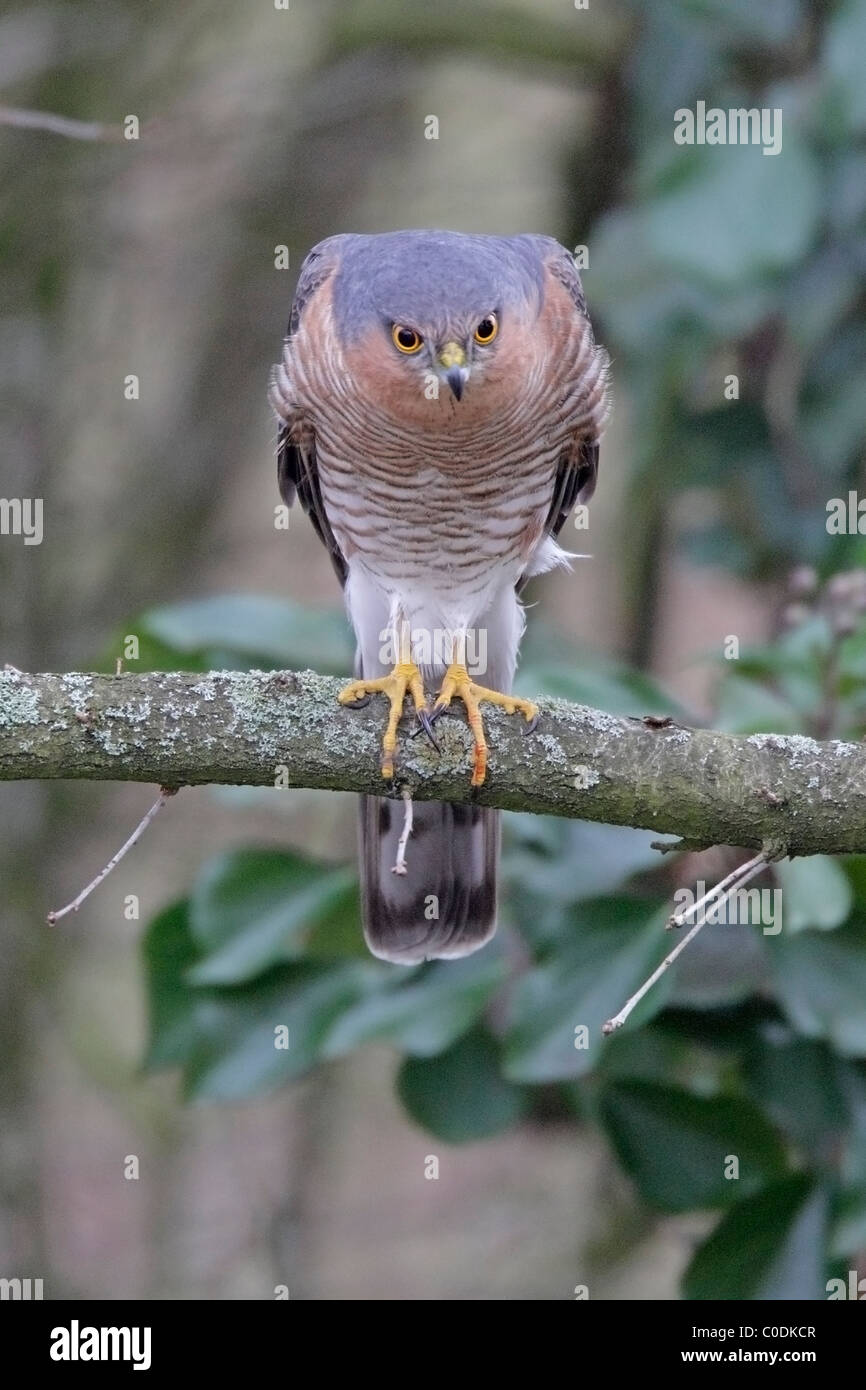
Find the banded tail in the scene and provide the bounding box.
[360,793,499,963]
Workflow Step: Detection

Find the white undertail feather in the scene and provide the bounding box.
[349,563,521,963]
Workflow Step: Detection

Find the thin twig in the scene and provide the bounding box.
[0,105,126,142]
[46,787,178,924]
[602,916,707,1036]
[666,849,769,930]
[391,787,413,875]
[603,850,773,1035]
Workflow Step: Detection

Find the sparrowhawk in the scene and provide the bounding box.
[270,230,609,964]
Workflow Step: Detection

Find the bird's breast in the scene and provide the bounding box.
[313,400,565,594]
[288,302,605,594]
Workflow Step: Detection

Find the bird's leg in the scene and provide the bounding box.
[432,662,538,788]
[337,614,432,780]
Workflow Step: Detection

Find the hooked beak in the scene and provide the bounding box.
[438,341,469,401]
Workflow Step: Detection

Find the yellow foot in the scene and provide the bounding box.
[433,663,538,787]
[338,661,429,780]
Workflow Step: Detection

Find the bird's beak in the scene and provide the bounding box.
[438,341,469,401]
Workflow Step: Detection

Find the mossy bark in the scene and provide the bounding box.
[1,668,865,855]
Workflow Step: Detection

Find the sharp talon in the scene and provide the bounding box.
[410,703,458,737]
[523,712,539,735]
[339,662,428,781]
[416,709,441,752]
[409,709,438,739]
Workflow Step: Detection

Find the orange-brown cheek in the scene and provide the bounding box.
[344,347,474,431]
[343,339,426,409]
[470,328,540,406]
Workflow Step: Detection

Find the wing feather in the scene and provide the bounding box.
[517,246,605,593]
[272,237,349,588]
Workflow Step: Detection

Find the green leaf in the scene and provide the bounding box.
[829,154,866,246]
[599,1080,788,1212]
[183,962,372,1101]
[736,618,829,682]
[597,1024,729,1094]
[107,628,209,675]
[138,594,352,673]
[187,849,358,984]
[679,0,805,45]
[144,897,373,1099]
[830,1192,866,1260]
[770,917,866,1054]
[775,857,853,933]
[323,952,506,1058]
[682,1177,826,1300]
[743,1033,848,1155]
[714,674,802,734]
[143,900,215,1069]
[835,1059,866,1190]
[643,142,821,286]
[504,899,673,1082]
[517,624,683,719]
[503,818,662,952]
[662,919,770,1010]
[397,1028,528,1143]
[731,621,843,728]
[823,0,866,135]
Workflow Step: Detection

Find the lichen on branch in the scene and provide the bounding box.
[1,668,865,855]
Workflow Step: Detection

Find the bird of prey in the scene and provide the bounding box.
[269,230,609,964]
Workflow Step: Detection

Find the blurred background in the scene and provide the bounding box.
[2,0,866,1300]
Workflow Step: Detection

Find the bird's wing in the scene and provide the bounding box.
[277,432,348,589]
[540,436,600,540]
[273,238,349,589]
[517,245,605,594]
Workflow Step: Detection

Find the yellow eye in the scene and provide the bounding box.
[474,313,498,345]
[392,324,424,354]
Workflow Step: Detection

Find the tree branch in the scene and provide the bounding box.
[1,668,864,855]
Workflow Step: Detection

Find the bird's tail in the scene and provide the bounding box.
[359,793,499,964]
[346,574,521,963]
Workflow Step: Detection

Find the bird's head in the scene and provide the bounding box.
[330,230,547,411]
[388,312,499,402]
